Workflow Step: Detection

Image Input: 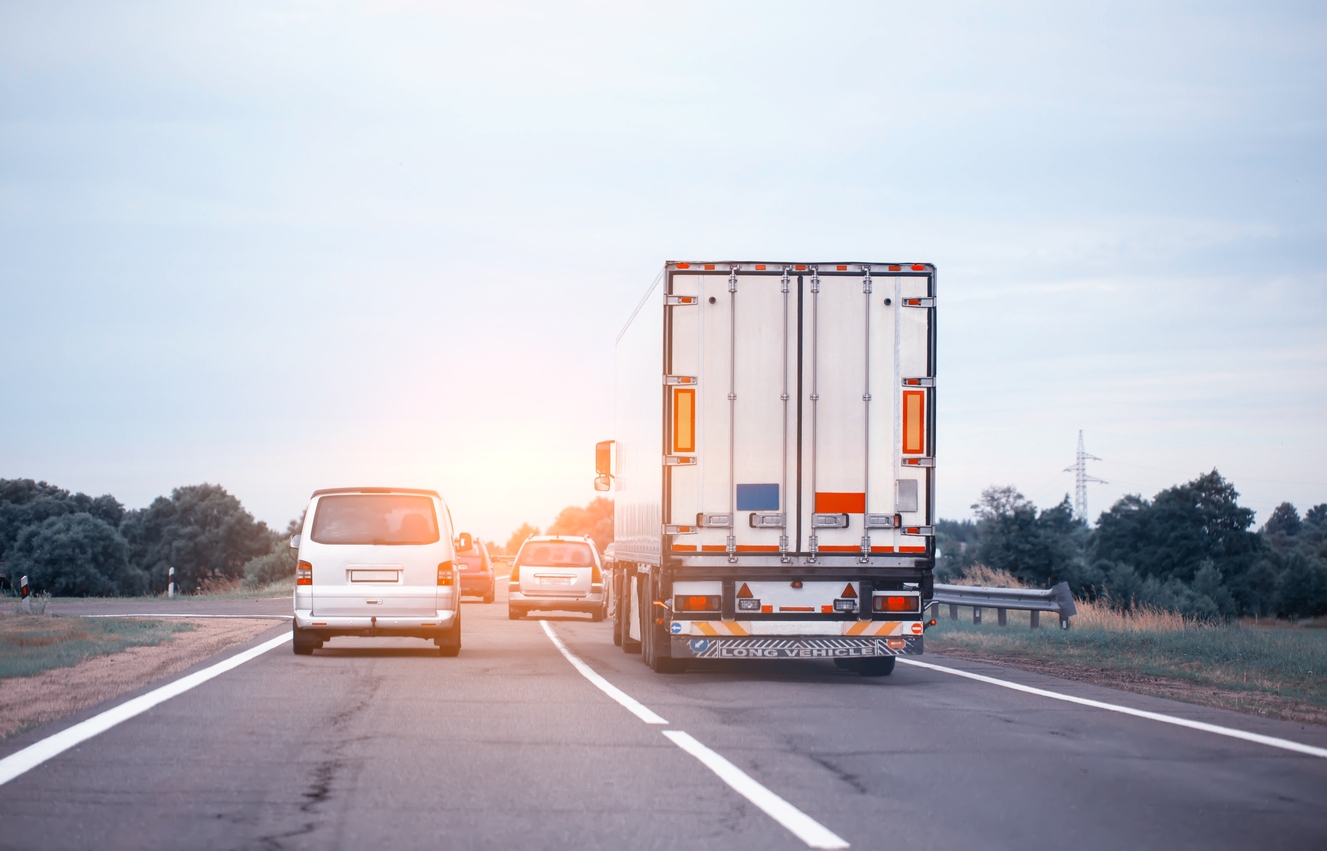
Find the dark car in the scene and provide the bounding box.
[457,539,495,603]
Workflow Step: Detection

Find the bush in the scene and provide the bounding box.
[1274,553,1327,619]
[7,513,148,597]
[243,541,297,587]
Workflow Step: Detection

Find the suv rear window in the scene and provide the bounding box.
[517,541,593,567]
[311,495,440,545]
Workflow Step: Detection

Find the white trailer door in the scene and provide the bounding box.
[798,266,934,556]
[666,269,798,556]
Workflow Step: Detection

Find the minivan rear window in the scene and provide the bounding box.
[517,542,594,567]
[311,495,440,545]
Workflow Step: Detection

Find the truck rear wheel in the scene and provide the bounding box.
[621,569,641,654]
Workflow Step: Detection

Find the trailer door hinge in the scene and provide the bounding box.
[664,524,698,535]
[665,375,697,385]
[901,457,935,468]
[901,297,935,308]
[812,513,850,529]
[900,525,935,537]
[865,514,897,529]
[666,295,699,306]
[664,455,697,466]
[901,377,935,387]
[697,513,732,528]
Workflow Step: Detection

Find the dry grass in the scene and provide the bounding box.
[0,613,193,680]
[0,617,275,739]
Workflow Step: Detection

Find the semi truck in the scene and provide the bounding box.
[595,261,937,675]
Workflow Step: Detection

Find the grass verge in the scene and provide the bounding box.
[0,614,194,680]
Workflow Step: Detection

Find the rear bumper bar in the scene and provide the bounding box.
[293,610,455,631]
[673,634,922,659]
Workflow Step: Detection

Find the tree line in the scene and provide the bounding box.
[0,479,295,597]
[937,470,1327,620]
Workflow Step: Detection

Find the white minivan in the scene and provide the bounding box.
[291,487,470,656]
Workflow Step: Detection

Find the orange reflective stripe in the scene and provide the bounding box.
[903,390,925,454]
[673,388,695,453]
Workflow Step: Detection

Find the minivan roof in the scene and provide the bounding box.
[310,487,442,499]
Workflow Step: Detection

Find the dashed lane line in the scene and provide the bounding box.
[540,621,850,849]
[539,619,667,724]
[898,657,1327,759]
[0,632,293,787]
[664,731,850,850]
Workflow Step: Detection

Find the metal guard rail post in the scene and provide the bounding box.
[930,581,1077,629]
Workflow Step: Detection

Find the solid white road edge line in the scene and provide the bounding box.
[898,658,1327,759]
[0,632,293,787]
[539,620,667,724]
[663,730,850,850]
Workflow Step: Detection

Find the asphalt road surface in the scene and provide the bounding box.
[3,587,1326,850]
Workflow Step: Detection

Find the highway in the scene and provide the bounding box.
[3,588,1326,850]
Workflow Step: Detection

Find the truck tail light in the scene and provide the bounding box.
[296,561,312,586]
[675,595,721,612]
[437,562,454,586]
[873,595,920,613]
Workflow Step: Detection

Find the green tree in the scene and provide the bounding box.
[546,497,614,552]
[972,487,1082,588]
[0,478,124,563]
[1089,470,1261,587]
[8,513,148,597]
[121,484,274,593]
[504,523,540,555]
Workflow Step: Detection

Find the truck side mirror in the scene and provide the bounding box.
[456,532,473,552]
[595,440,615,489]
[289,534,301,549]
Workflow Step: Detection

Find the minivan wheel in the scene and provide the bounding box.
[483,590,494,604]
[436,609,461,657]
[292,625,317,655]
[508,607,523,620]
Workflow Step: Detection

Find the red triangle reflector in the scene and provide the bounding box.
[842,583,857,598]
[737,583,754,598]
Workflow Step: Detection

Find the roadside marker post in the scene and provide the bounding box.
[19,576,30,614]
[19,576,28,599]
[168,567,175,598]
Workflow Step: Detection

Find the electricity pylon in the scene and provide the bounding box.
[1064,430,1107,523]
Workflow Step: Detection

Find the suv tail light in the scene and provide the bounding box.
[592,564,603,584]
[873,594,919,613]
[296,561,312,585]
[675,595,721,612]
[437,562,454,586]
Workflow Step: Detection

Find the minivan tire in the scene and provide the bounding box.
[292,625,318,656]
[508,607,523,620]
[483,590,494,604]
[436,608,461,657]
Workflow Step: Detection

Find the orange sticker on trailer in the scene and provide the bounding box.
[815,492,865,513]
[673,388,695,453]
[902,390,925,454]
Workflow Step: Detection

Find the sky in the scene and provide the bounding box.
[1,1,1325,542]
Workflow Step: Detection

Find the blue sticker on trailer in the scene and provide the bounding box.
[689,638,710,653]
[671,621,683,634]
[736,484,779,511]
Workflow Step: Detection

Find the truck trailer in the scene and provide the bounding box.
[596,261,937,675]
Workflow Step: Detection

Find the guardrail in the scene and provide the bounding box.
[931,581,1077,629]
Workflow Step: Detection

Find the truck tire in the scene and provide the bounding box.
[508,607,523,620]
[857,656,895,677]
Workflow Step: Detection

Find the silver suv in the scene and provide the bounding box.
[507,535,607,621]
[291,487,468,656]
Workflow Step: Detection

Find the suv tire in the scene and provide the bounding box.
[292,625,318,656]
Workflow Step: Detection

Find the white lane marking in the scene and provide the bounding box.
[663,730,850,850]
[0,632,293,787]
[82,614,292,620]
[899,658,1327,759]
[539,620,667,724]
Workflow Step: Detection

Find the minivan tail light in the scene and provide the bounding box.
[437,562,454,586]
[510,563,520,581]
[592,564,602,584]
[296,561,312,585]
